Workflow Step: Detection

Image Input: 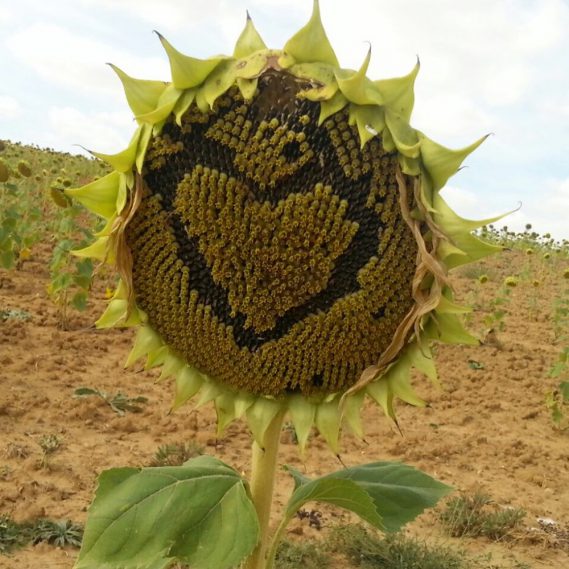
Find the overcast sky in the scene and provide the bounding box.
[1,0,568,239]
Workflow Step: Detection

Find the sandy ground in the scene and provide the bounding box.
[1,246,568,568]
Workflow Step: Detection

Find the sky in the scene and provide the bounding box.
[1,0,568,239]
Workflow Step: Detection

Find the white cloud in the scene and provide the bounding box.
[47,106,134,154]
[0,95,22,119]
[80,0,246,37]
[0,4,14,25]
[6,23,169,98]
[322,0,569,139]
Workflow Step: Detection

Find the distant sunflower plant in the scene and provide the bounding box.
[67,3,502,568]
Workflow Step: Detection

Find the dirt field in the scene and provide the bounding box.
[1,245,568,568]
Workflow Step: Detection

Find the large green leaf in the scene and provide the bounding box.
[285,476,382,528]
[286,461,452,532]
[76,455,259,569]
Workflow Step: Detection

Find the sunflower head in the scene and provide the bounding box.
[65,0,501,451]
[0,158,10,183]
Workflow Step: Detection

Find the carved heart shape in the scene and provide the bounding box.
[175,170,359,332]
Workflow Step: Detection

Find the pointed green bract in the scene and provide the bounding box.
[431,312,479,345]
[136,123,153,173]
[420,132,489,192]
[173,366,204,410]
[174,89,197,125]
[215,392,238,435]
[195,381,222,409]
[366,379,396,421]
[433,192,504,266]
[436,294,470,315]
[408,344,439,386]
[136,83,183,124]
[96,299,141,328]
[233,13,267,58]
[283,0,339,67]
[158,353,185,382]
[343,390,365,439]
[65,171,120,219]
[315,399,341,453]
[246,398,283,447]
[236,77,258,100]
[157,32,226,89]
[319,91,348,124]
[126,326,163,367]
[109,64,168,117]
[71,237,108,261]
[385,110,421,157]
[375,59,420,121]
[335,48,383,106]
[89,126,141,173]
[387,356,426,407]
[202,61,238,108]
[288,396,316,452]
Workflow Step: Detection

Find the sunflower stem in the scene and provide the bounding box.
[243,410,285,569]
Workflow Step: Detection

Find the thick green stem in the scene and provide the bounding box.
[243,411,285,569]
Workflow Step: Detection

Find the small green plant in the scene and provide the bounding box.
[30,519,83,548]
[37,434,62,469]
[47,213,96,329]
[483,277,517,333]
[74,387,149,415]
[439,492,525,541]
[151,441,204,466]
[0,515,25,554]
[0,516,83,554]
[0,308,31,322]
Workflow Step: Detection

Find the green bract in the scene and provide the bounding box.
[65,0,501,452]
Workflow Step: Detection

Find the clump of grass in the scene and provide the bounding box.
[30,519,83,547]
[0,515,25,554]
[439,492,525,540]
[275,539,330,569]
[328,523,474,569]
[37,434,62,469]
[150,441,203,467]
